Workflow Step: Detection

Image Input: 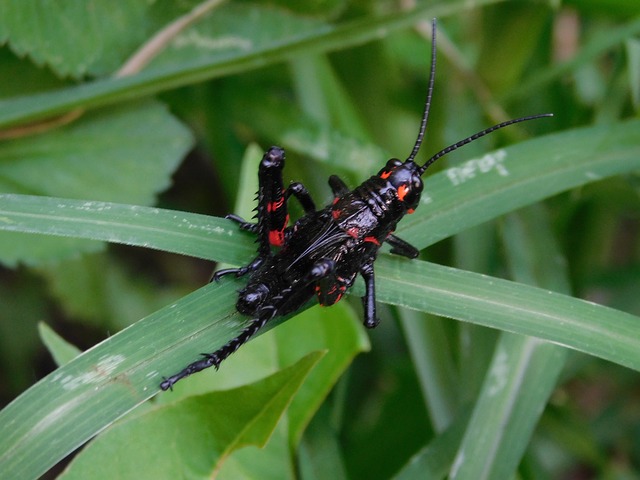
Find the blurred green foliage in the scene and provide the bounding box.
[1,0,640,478]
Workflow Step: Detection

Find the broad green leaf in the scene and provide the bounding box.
[0,0,152,78]
[275,303,369,447]
[0,100,193,266]
[215,302,368,479]
[0,0,505,129]
[59,352,323,480]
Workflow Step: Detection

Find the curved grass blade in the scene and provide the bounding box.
[0,194,254,265]
[373,256,640,373]
[1,118,639,261]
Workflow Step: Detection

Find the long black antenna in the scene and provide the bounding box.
[406,18,437,164]
[417,113,553,176]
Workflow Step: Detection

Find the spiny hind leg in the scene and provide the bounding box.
[160,309,276,391]
[213,147,317,281]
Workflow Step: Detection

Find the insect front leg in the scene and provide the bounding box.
[286,182,316,214]
[360,261,379,329]
[328,175,350,196]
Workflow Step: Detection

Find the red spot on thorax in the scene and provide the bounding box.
[364,236,380,246]
[347,227,359,238]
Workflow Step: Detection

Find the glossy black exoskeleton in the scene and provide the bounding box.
[160,19,551,390]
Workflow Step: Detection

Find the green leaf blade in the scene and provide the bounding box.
[376,256,640,373]
[58,352,323,480]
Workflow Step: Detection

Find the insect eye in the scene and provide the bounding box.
[413,176,423,192]
[378,158,402,179]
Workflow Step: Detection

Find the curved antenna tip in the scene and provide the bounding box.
[418,113,554,175]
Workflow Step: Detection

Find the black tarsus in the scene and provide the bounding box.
[360,262,378,328]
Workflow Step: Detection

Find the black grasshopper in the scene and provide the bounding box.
[160,19,551,390]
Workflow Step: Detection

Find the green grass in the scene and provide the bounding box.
[1,1,639,479]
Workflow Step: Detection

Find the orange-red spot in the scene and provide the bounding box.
[347,227,359,238]
[364,236,380,246]
[332,208,341,220]
[269,229,285,246]
[267,196,285,212]
[380,170,392,179]
[407,208,415,214]
[397,184,409,201]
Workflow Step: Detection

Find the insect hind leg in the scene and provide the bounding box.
[160,308,276,391]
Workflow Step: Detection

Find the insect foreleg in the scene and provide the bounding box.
[360,262,379,329]
[328,175,350,196]
[286,182,316,213]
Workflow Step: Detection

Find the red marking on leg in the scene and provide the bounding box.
[364,236,380,246]
[269,228,285,246]
[267,196,285,212]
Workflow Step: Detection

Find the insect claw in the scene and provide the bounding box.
[159,377,174,391]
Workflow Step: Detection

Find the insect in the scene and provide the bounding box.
[160,19,552,390]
